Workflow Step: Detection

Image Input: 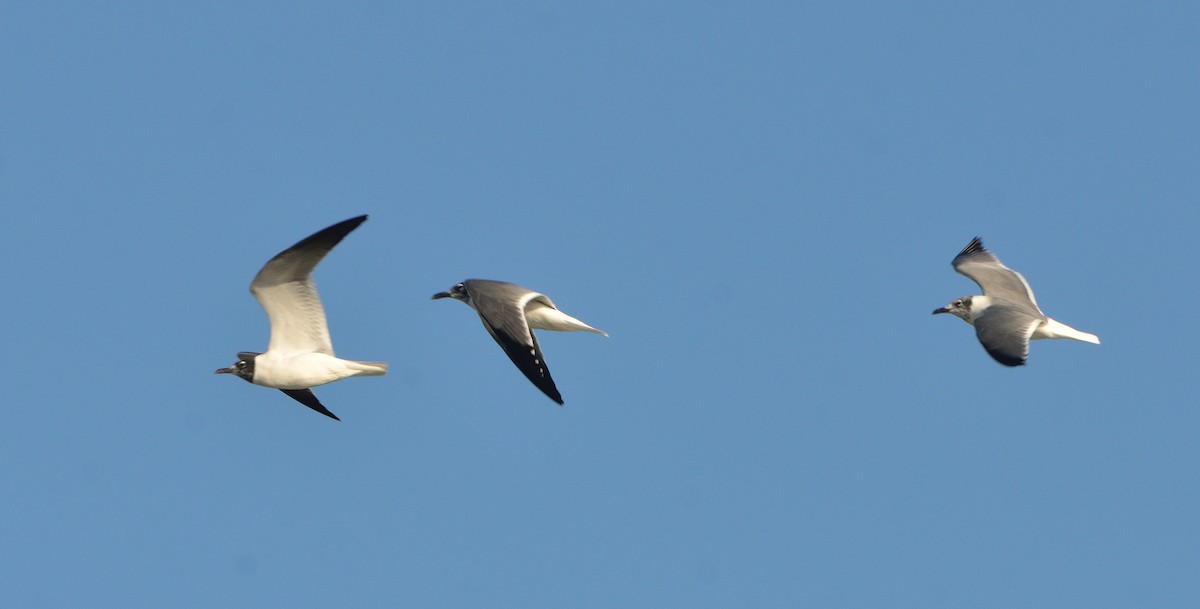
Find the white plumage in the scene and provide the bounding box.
[216,215,386,420]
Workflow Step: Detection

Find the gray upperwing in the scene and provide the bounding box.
[952,237,1043,315]
[973,306,1041,367]
[251,215,367,356]
[467,281,564,404]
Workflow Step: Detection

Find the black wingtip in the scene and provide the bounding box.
[285,215,368,256]
[477,316,567,407]
[538,378,564,405]
[322,214,368,240]
[536,381,564,405]
[958,236,986,257]
[321,214,368,234]
[280,389,341,421]
[986,350,1026,367]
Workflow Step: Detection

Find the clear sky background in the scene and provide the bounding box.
[2,1,1197,607]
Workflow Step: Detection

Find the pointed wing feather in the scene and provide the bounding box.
[280,389,341,420]
[952,237,1043,316]
[250,216,367,357]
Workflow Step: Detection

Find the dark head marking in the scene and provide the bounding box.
[215,352,260,383]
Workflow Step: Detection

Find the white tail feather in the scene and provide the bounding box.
[525,304,608,336]
[1035,318,1100,344]
[347,361,389,376]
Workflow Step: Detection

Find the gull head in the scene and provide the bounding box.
[933,296,975,323]
[214,352,260,383]
[432,282,470,305]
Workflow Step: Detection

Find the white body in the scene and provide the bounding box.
[961,294,1100,345]
[251,352,388,390]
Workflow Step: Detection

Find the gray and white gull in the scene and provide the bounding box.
[216,215,387,420]
[433,279,606,404]
[933,237,1099,366]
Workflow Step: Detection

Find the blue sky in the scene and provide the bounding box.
[2,1,1197,607]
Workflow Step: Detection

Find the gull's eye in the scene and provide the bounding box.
[236,361,247,369]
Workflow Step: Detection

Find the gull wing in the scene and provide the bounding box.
[952,237,1043,316]
[250,215,367,357]
[973,306,1041,367]
[466,280,564,405]
[280,389,340,421]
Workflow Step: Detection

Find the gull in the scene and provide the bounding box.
[933,237,1099,366]
[433,279,606,404]
[216,215,387,420]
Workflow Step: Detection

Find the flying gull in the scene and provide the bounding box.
[933,237,1099,366]
[433,279,606,404]
[216,215,387,420]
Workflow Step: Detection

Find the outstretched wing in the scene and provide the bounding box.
[468,281,564,405]
[952,237,1042,316]
[250,215,367,357]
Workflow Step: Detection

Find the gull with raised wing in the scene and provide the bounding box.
[216,215,387,420]
[933,237,1099,366]
[433,279,606,404]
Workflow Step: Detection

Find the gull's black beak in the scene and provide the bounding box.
[432,291,451,300]
[932,307,949,315]
[215,366,234,374]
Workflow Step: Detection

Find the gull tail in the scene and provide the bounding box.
[346,360,389,376]
[526,305,608,336]
[1036,318,1100,344]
